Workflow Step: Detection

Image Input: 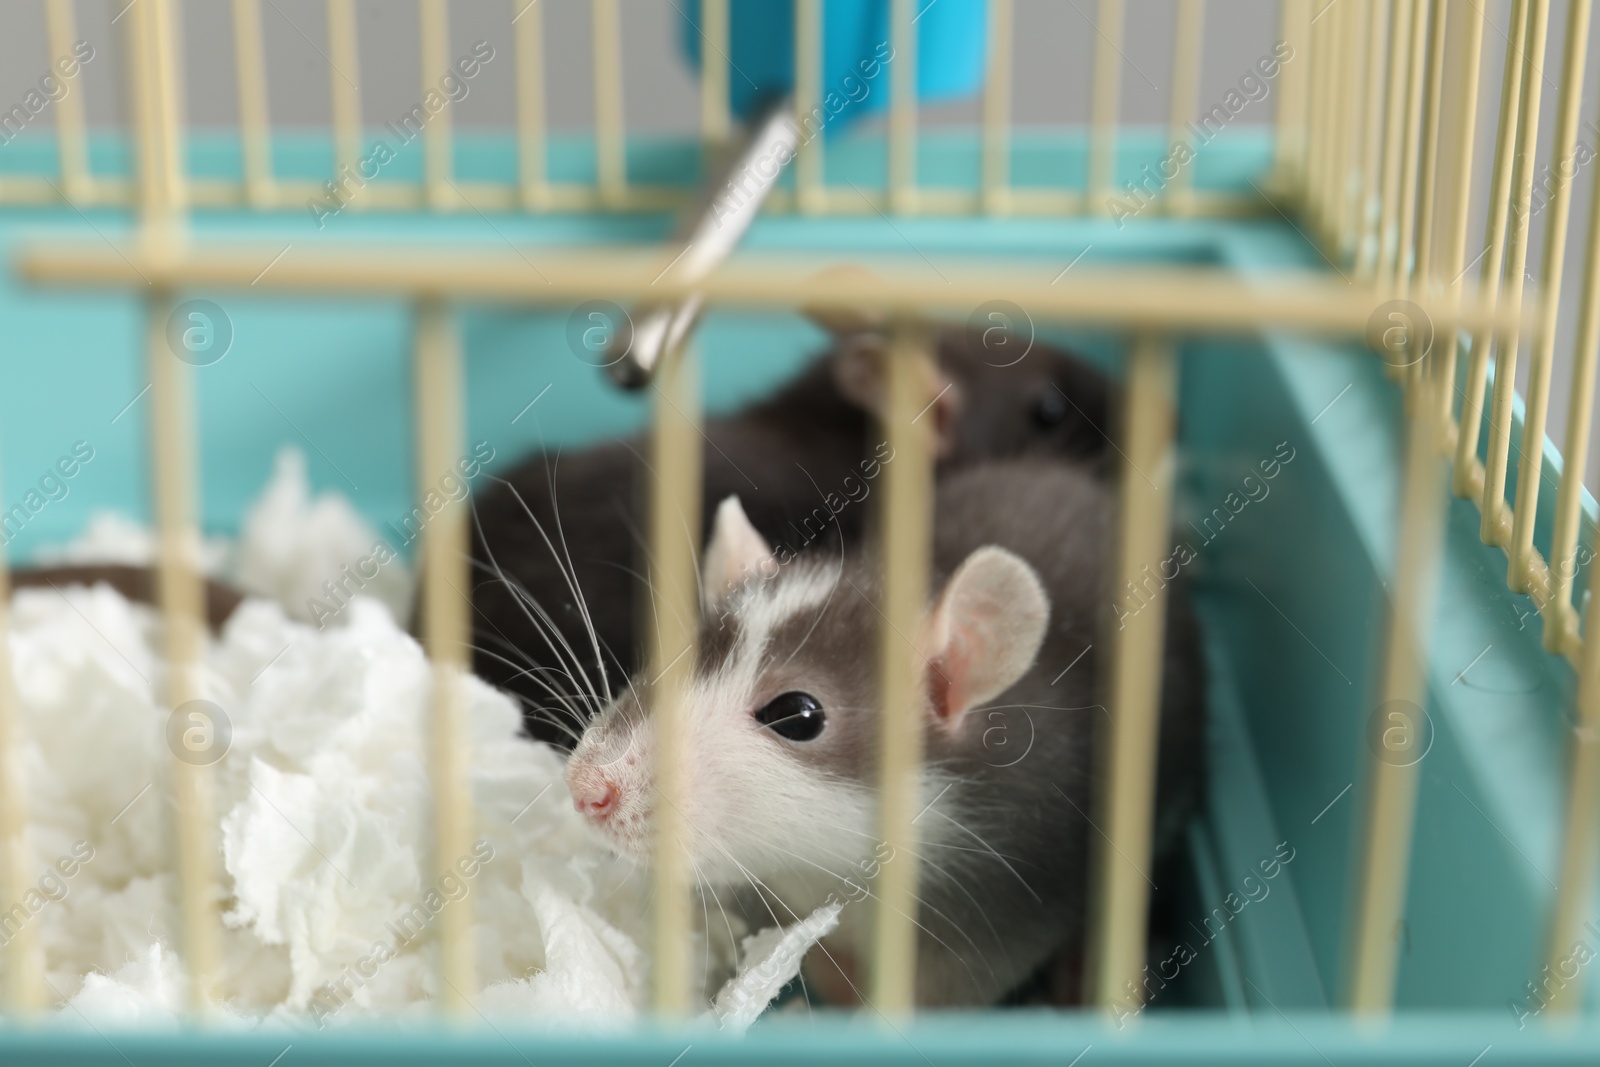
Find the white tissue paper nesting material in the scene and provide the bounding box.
[8,448,837,1030]
[713,902,843,1032]
[233,449,414,628]
[31,511,231,574]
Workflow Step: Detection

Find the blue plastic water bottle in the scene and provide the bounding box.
[679,0,989,132]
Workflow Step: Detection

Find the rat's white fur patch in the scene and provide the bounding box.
[574,557,956,896]
[693,560,875,882]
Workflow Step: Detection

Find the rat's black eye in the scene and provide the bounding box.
[1033,389,1069,429]
[754,691,826,742]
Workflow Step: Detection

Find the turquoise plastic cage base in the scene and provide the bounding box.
[0,127,1596,1063]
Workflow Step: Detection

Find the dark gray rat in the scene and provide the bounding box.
[564,459,1205,1007]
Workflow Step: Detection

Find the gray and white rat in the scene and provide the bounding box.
[469,324,1114,749]
[563,459,1206,1007]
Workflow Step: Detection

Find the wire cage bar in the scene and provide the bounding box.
[1480,0,1551,547]
[413,299,478,1015]
[889,0,918,213]
[327,0,363,193]
[1429,3,1484,468]
[1165,0,1204,213]
[232,0,274,209]
[129,0,220,1017]
[420,0,455,210]
[1091,331,1177,1008]
[1088,0,1123,212]
[1512,0,1588,593]
[645,338,703,1017]
[0,493,38,1016]
[1454,0,1530,499]
[1551,125,1600,651]
[592,0,626,208]
[513,0,548,210]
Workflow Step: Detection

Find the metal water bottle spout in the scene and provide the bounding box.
[606,95,798,388]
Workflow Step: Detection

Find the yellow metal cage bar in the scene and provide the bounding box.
[146,286,220,1014]
[0,470,40,1014]
[1531,0,1597,1009]
[1509,0,1587,593]
[1333,0,1370,262]
[514,0,549,210]
[130,0,185,227]
[1092,331,1178,1011]
[1374,0,1414,285]
[45,0,91,204]
[869,318,938,1015]
[1089,0,1124,212]
[1275,0,1312,186]
[16,244,1521,339]
[414,300,478,1016]
[794,0,825,215]
[1430,4,1485,435]
[1166,0,1204,215]
[1304,0,1333,240]
[1480,0,1551,546]
[129,0,221,1017]
[1391,0,1429,296]
[646,340,702,1017]
[1409,0,1448,288]
[1322,0,1354,253]
[1354,0,1391,278]
[421,0,454,210]
[1549,98,1600,647]
[1548,469,1600,1011]
[593,0,627,208]
[1346,353,1450,1014]
[981,0,1013,214]
[1453,0,1531,497]
[328,0,362,199]
[889,0,919,213]
[700,0,731,150]
[232,0,274,209]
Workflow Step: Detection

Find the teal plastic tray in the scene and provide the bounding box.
[0,127,1594,1062]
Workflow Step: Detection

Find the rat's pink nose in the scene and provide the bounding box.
[572,777,618,821]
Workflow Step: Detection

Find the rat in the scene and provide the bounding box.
[563,459,1206,1007]
[8,563,244,632]
[469,321,1114,749]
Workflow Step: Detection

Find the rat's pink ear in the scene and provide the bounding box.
[922,547,1049,730]
[702,496,774,609]
[829,338,962,459]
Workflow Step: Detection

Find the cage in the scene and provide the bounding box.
[0,0,1597,1063]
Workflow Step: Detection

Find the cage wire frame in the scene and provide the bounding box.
[0,0,1592,1031]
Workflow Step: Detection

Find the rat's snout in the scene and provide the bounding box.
[567,763,619,822]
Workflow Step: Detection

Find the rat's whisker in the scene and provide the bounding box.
[925,809,1042,904]
[481,474,615,711]
[758,840,979,980]
[471,524,608,728]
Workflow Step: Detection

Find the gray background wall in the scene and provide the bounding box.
[0,0,1597,486]
[0,1,1281,133]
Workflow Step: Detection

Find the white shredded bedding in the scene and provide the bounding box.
[7,449,836,1030]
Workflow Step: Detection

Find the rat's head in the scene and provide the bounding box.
[933,326,1111,465]
[811,300,1111,469]
[565,497,1050,886]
